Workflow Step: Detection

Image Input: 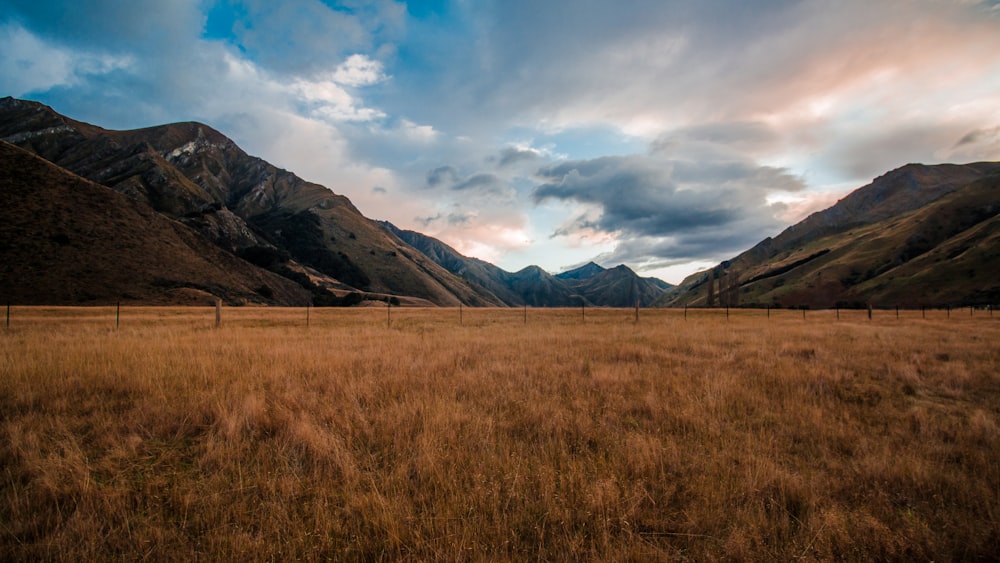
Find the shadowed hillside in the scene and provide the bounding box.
[0,141,310,305]
[659,162,1000,308]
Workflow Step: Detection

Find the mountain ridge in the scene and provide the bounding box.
[658,161,1000,308]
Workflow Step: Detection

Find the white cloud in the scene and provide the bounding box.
[332,54,387,87]
[0,22,132,96]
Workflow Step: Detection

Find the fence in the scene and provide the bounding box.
[2,302,996,333]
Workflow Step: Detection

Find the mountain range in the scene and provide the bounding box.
[0,97,669,307]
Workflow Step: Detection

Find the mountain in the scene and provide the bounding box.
[386,225,672,306]
[554,261,606,281]
[0,97,503,306]
[382,222,522,305]
[0,140,310,305]
[558,263,670,307]
[658,162,1000,308]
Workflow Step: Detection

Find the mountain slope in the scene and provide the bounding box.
[382,222,519,305]
[554,261,606,281]
[0,140,311,305]
[0,97,500,306]
[659,162,1000,308]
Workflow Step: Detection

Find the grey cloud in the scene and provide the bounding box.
[447,211,475,226]
[597,229,771,265]
[955,126,1000,147]
[414,213,441,227]
[453,173,504,194]
[533,152,800,262]
[651,121,780,157]
[424,166,514,198]
[2,0,204,51]
[497,147,540,167]
[426,165,458,187]
[224,0,404,76]
[533,154,796,238]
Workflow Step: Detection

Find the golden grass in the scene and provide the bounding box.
[2,306,998,560]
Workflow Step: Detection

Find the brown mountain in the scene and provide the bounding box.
[0,97,503,306]
[556,263,669,307]
[0,140,311,305]
[658,162,1000,308]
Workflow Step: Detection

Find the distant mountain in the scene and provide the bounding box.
[559,263,670,307]
[0,97,503,306]
[554,261,606,281]
[0,140,310,305]
[386,225,671,306]
[658,162,1000,308]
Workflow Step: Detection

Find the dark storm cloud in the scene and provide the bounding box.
[532,154,799,239]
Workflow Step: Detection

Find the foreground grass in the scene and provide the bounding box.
[1,307,998,560]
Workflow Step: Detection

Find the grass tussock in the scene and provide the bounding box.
[1,306,999,560]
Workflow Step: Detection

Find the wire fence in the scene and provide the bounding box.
[2,302,996,333]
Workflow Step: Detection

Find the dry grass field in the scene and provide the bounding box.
[1,306,998,561]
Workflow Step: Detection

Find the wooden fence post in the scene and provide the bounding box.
[684,305,687,320]
[116,301,121,332]
[306,304,310,328]
[6,302,9,329]
[215,299,221,328]
[635,300,639,323]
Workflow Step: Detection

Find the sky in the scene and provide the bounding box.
[3,0,1000,284]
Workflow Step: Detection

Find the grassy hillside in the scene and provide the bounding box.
[0,141,310,305]
[2,306,998,560]
[660,164,1000,309]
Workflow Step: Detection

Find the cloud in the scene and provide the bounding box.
[0,22,132,96]
[532,149,804,261]
[219,0,404,76]
[426,166,458,188]
[4,0,1000,283]
[332,54,388,87]
[497,146,542,168]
